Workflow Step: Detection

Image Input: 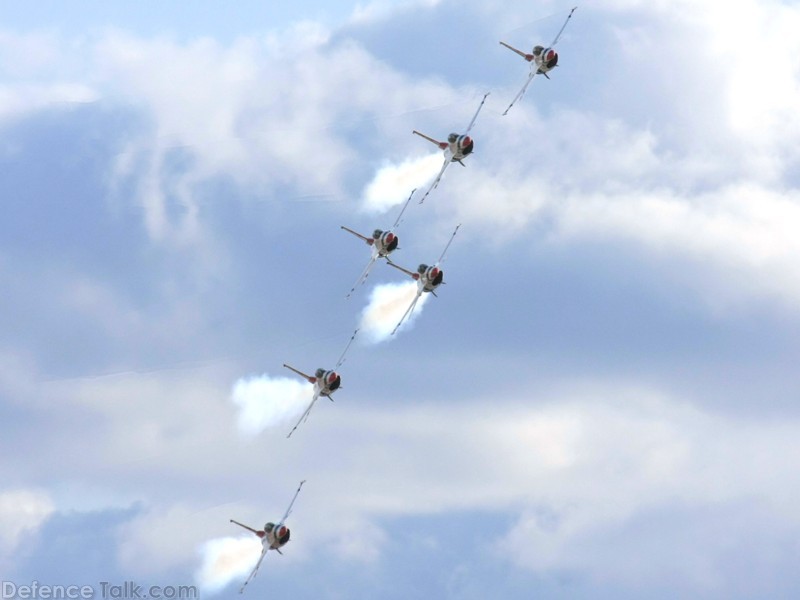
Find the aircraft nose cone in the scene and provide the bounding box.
[328,372,338,384]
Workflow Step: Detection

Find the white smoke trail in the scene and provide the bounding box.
[195,536,262,594]
[231,375,312,436]
[359,281,431,343]
[361,153,442,212]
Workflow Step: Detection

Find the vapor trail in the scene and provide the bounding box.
[231,375,312,435]
[196,536,261,594]
[361,153,442,212]
[359,282,430,342]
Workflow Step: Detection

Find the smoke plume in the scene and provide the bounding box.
[196,536,262,594]
[359,282,431,342]
[231,375,312,435]
[361,153,442,212]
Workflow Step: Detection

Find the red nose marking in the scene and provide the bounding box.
[278,526,287,537]
[547,50,556,62]
[461,136,471,147]
[430,268,439,280]
[328,372,337,384]
[385,233,395,244]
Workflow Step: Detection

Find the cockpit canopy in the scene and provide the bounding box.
[372,229,383,239]
[447,133,458,143]
[417,264,429,274]
[315,368,325,378]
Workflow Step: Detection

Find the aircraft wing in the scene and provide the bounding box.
[230,519,261,536]
[341,226,371,244]
[279,480,306,525]
[391,288,424,335]
[412,130,445,149]
[283,364,314,382]
[465,92,490,134]
[239,546,268,594]
[391,188,417,229]
[499,41,531,60]
[502,71,537,116]
[419,156,450,204]
[346,255,379,299]
[551,6,578,48]
[287,388,322,438]
[334,328,359,370]
[386,259,418,280]
[436,224,461,265]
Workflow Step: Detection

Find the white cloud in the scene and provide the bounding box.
[3,18,464,243]
[324,517,387,564]
[3,1,800,594]
[118,504,221,576]
[32,366,240,482]
[0,349,37,406]
[296,384,800,590]
[1,0,798,314]
[0,82,97,122]
[600,0,800,178]
[90,28,455,242]
[0,489,54,557]
[0,31,61,75]
[14,345,800,594]
[349,0,444,26]
[434,90,800,311]
[0,31,97,122]
[553,183,800,309]
[209,382,798,525]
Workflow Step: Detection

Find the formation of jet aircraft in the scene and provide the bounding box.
[228,7,578,592]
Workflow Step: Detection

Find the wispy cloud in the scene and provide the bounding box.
[0,83,97,122]
[555,183,800,309]
[0,489,54,559]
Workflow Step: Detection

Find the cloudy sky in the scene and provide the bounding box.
[2,0,800,598]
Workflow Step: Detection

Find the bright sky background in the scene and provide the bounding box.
[2,0,800,598]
